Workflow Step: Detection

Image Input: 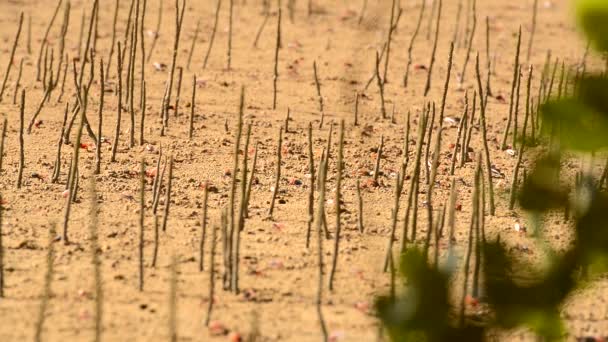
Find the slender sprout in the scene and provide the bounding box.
[52,102,70,183]
[423,0,442,97]
[313,61,325,128]
[168,255,178,342]
[527,0,538,62]
[17,90,25,189]
[199,182,209,271]
[373,135,384,183]
[139,157,145,291]
[106,0,120,78]
[513,66,523,149]
[89,177,103,342]
[268,127,284,217]
[273,8,282,110]
[204,224,217,326]
[375,51,387,119]
[161,155,174,232]
[502,27,522,150]
[187,18,201,70]
[354,92,360,126]
[34,223,56,342]
[253,11,270,48]
[450,92,468,175]
[244,143,259,219]
[227,0,234,69]
[485,16,493,96]
[459,0,477,87]
[36,1,61,81]
[383,172,403,272]
[328,120,344,291]
[174,67,183,117]
[27,14,32,55]
[233,123,251,293]
[510,66,533,210]
[203,0,222,69]
[358,0,368,25]
[0,13,24,103]
[403,0,425,88]
[438,41,455,124]
[0,117,7,174]
[96,60,105,174]
[315,160,329,342]
[382,0,397,82]
[111,44,123,163]
[356,179,364,233]
[453,0,463,48]
[12,59,24,105]
[306,123,315,248]
[189,75,196,140]
[152,215,159,267]
[475,54,496,215]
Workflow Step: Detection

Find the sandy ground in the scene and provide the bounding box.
[0,0,604,341]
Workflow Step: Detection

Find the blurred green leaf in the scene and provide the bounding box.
[483,240,577,340]
[577,0,608,52]
[519,154,569,211]
[541,98,608,151]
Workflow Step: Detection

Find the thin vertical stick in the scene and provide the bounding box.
[52,102,70,183]
[189,75,196,140]
[36,1,62,81]
[147,0,163,62]
[187,19,201,70]
[375,51,387,119]
[383,173,403,272]
[475,54,495,215]
[382,0,397,82]
[204,224,217,326]
[199,182,209,271]
[373,135,384,183]
[485,16,493,96]
[12,59,24,105]
[510,66,533,210]
[315,160,329,342]
[356,179,364,233]
[174,67,183,117]
[459,0,476,86]
[111,43,123,163]
[96,60,105,174]
[354,92,360,126]
[423,0,442,97]
[313,61,325,128]
[358,0,367,25]
[0,117,7,174]
[17,90,25,189]
[106,0,120,78]
[0,13,24,103]
[140,81,146,145]
[512,66,523,148]
[401,110,428,252]
[89,178,102,342]
[527,0,538,62]
[450,92,468,175]
[253,12,270,48]
[152,215,159,267]
[424,103,436,184]
[161,155,174,232]
[0,192,4,297]
[328,120,344,291]
[403,0,425,88]
[27,14,32,55]
[306,123,315,248]
[227,0,234,69]
[168,255,178,342]
[203,0,222,69]
[453,0,463,48]
[139,157,145,291]
[232,122,251,293]
[34,223,56,342]
[163,0,186,130]
[268,127,284,217]
[244,143,259,219]
[501,27,521,150]
[273,8,282,110]
[438,42,455,124]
